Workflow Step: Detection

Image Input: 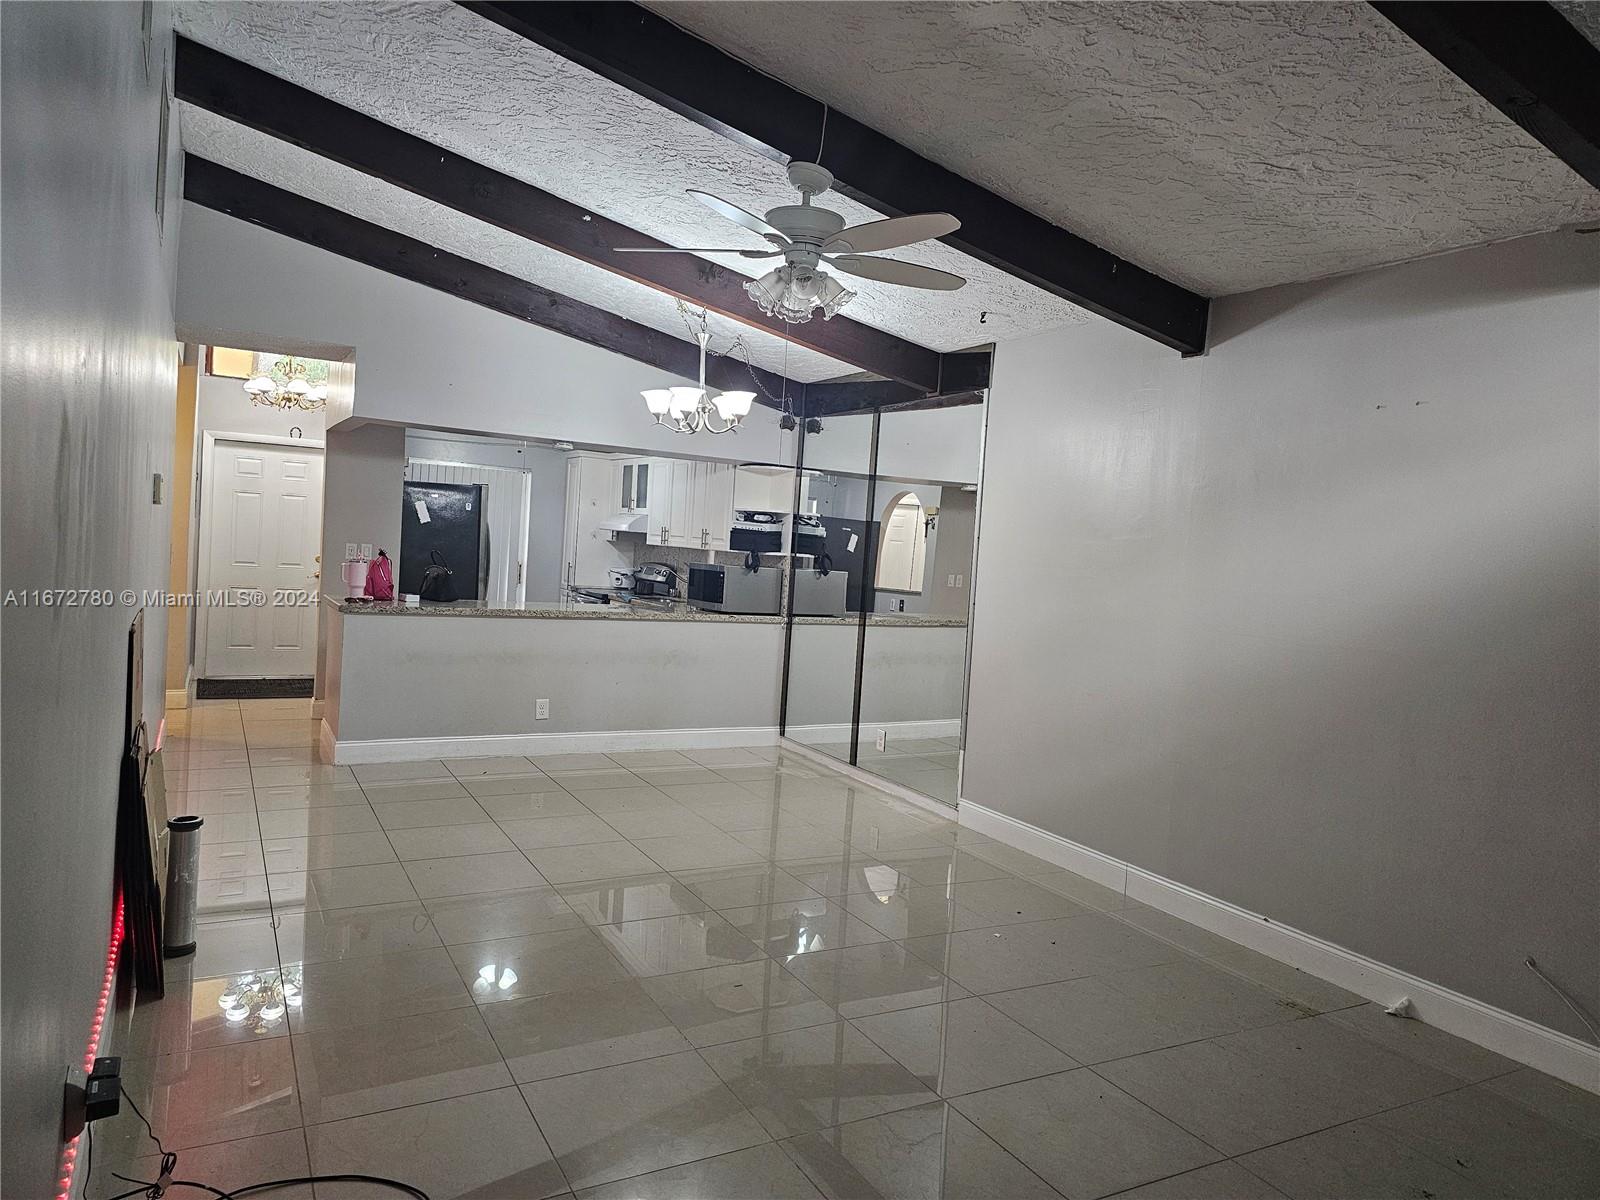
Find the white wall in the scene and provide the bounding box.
[804,404,985,485]
[966,230,1600,1044]
[332,614,785,744]
[1,3,182,1194]
[176,203,797,465]
[197,364,329,441]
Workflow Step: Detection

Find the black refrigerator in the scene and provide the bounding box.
[400,481,486,600]
[814,514,878,613]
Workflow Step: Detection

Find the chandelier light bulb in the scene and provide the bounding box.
[667,386,704,418]
[712,390,755,421]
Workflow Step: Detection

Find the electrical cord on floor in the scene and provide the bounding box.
[1526,956,1600,1042]
[86,1082,430,1200]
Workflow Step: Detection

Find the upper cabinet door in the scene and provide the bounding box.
[645,457,673,544]
[700,463,737,550]
[669,461,697,545]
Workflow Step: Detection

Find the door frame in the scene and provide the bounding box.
[196,430,326,678]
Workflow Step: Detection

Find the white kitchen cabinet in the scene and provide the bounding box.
[647,457,694,546]
[697,462,736,551]
[733,465,795,514]
[563,455,630,588]
[618,458,651,513]
[646,458,735,549]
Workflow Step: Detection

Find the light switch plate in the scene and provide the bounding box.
[875,729,887,752]
[360,544,373,559]
[345,543,359,561]
[535,699,550,720]
[151,473,164,504]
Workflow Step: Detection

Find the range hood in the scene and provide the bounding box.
[597,511,648,533]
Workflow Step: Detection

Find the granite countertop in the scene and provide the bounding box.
[330,595,966,627]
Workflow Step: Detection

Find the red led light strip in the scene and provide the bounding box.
[54,889,125,1200]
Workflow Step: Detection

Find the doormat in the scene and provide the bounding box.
[196,677,314,699]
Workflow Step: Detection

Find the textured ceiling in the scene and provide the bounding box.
[180,105,854,384]
[1554,2,1600,50]
[171,0,1088,360]
[650,1,1600,295]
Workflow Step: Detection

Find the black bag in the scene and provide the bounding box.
[419,549,455,602]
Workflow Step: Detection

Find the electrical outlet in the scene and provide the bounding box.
[345,543,359,561]
[535,699,550,720]
[875,728,887,752]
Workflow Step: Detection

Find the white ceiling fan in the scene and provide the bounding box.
[616,161,966,322]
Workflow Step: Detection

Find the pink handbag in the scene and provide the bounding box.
[365,550,394,601]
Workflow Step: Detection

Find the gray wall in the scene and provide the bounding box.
[785,623,968,732]
[1,3,182,1194]
[176,203,797,465]
[316,423,405,698]
[334,616,785,742]
[927,488,977,618]
[966,230,1600,1042]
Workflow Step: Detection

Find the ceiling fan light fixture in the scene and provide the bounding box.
[744,264,854,324]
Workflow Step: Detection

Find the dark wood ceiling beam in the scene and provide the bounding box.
[182,155,803,404]
[804,387,985,419]
[461,1,1212,356]
[183,157,971,419]
[1372,2,1600,191]
[174,36,944,391]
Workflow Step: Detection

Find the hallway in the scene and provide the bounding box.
[89,700,1599,1199]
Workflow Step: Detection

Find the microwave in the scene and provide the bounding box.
[686,563,781,614]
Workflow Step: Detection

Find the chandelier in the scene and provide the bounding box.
[745,264,855,324]
[641,307,756,435]
[242,355,329,411]
[215,966,301,1033]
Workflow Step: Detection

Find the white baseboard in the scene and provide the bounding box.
[779,738,957,821]
[959,800,1600,1095]
[328,725,781,764]
[785,718,960,745]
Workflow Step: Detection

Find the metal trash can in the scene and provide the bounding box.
[163,815,204,957]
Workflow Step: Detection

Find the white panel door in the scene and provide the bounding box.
[875,497,923,592]
[202,440,324,677]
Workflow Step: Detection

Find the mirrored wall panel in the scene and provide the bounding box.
[855,404,984,804]
[778,400,985,806]
[396,429,793,615]
[782,414,874,766]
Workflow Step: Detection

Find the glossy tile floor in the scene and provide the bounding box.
[802,738,962,805]
[91,698,1600,1199]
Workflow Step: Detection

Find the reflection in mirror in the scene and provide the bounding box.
[857,402,985,806]
[782,418,872,765]
[398,428,792,614]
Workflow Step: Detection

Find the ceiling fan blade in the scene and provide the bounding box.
[687,190,787,241]
[821,212,960,255]
[828,254,967,291]
[614,247,783,258]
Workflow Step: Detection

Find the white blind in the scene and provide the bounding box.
[406,459,531,605]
